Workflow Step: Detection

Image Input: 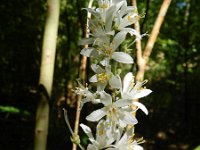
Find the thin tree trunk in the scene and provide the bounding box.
[34,0,60,150]
[72,1,94,150]
[130,0,144,83]
[135,0,172,82]
[130,0,171,113]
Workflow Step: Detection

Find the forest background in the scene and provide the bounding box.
[0,0,200,150]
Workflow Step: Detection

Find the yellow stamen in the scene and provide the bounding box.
[97,72,110,83]
[98,129,104,136]
[104,47,112,57]
[128,15,134,23]
[99,3,108,9]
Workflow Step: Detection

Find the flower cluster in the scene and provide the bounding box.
[66,0,152,149]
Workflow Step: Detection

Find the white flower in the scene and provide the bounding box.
[117,11,138,30]
[96,0,125,23]
[120,72,152,100]
[86,91,138,127]
[82,0,125,38]
[113,0,138,29]
[108,133,144,150]
[89,64,121,91]
[80,30,134,64]
[79,0,142,63]
[105,126,143,150]
[112,1,145,41]
[74,80,100,110]
[80,120,115,150]
[119,72,152,115]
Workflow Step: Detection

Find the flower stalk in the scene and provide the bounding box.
[64,0,153,149]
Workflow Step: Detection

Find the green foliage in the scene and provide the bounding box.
[194,146,200,150]
[0,105,31,116]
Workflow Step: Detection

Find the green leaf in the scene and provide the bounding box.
[194,145,200,150]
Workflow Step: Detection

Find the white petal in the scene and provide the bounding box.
[119,119,127,128]
[80,124,96,144]
[118,1,128,17]
[78,38,94,45]
[83,8,101,19]
[105,148,115,150]
[100,58,110,66]
[109,75,121,89]
[122,72,133,94]
[91,64,104,73]
[114,99,132,107]
[127,6,137,12]
[97,83,107,92]
[116,132,128,146]
[113,0,125,11]
[111,31,128,50]
[118,13,137,29]
[122,28,141,39]
[87,144,98,150]
[133,101,148,115]
[105,65,111,73]
[100,91,112,106]
[106,30,115,36]
[86,107,107,122]
[105,6,116,32]
[80,48,95,57]
[132,89,152,99]
[89,74,98,82]
[132,144,144,150]
[112,52,133,64]
[122,111,138,125]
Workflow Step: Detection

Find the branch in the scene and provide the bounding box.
[143,0,172,62]
[131,0,145,82]
[130,0,145,76]
[135,0,172,81]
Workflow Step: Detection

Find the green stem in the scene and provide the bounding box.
[78,144,85,150]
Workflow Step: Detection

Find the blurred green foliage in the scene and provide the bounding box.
[194,145,200,150]
[0,105,31,116]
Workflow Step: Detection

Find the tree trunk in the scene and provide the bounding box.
[34,0,60,150]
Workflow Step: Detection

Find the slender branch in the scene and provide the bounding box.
[143,0,172,62]
[135,0,172,81]
[131,0,142,57]
[130,0,145,83]
[130,0,146,83]
[72,1,94,150]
